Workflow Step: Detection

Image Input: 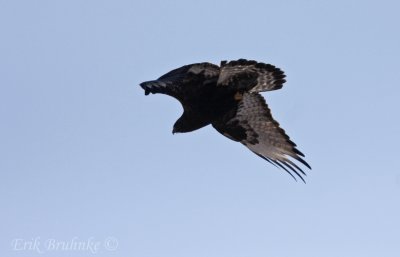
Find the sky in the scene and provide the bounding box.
[1,0,400,256]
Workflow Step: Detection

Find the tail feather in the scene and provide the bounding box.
[140,80,170,95]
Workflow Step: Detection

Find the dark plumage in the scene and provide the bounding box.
[140,59,311,181]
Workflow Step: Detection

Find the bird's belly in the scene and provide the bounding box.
[192,98,236,122]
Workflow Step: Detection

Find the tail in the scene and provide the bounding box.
[140,80,171,95]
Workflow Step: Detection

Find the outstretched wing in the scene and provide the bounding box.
[217,59,286,92]
[212,92,311,182]
[140,62,220,99]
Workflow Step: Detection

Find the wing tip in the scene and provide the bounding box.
[294,155,312,170]
[252,151,308,183]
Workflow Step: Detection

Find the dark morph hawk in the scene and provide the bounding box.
[140,59,311,181]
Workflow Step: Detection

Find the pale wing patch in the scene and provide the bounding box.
[217,59,286,92]
[231,92,310,181]
[187,63,220,78]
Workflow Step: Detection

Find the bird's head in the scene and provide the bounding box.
[172,113,206,134]
[172,126,179,134]
[172,117,189,134]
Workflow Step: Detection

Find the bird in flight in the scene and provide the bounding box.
[140,59,311,181]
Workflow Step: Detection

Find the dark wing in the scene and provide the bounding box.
[217,59,286,92]
[140,62,220,99]
[212,92,311,182]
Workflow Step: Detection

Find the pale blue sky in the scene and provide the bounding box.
[1,1,400,256]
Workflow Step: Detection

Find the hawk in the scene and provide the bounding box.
[140,59,311,181]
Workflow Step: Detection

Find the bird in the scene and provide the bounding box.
[139,59,311,182]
